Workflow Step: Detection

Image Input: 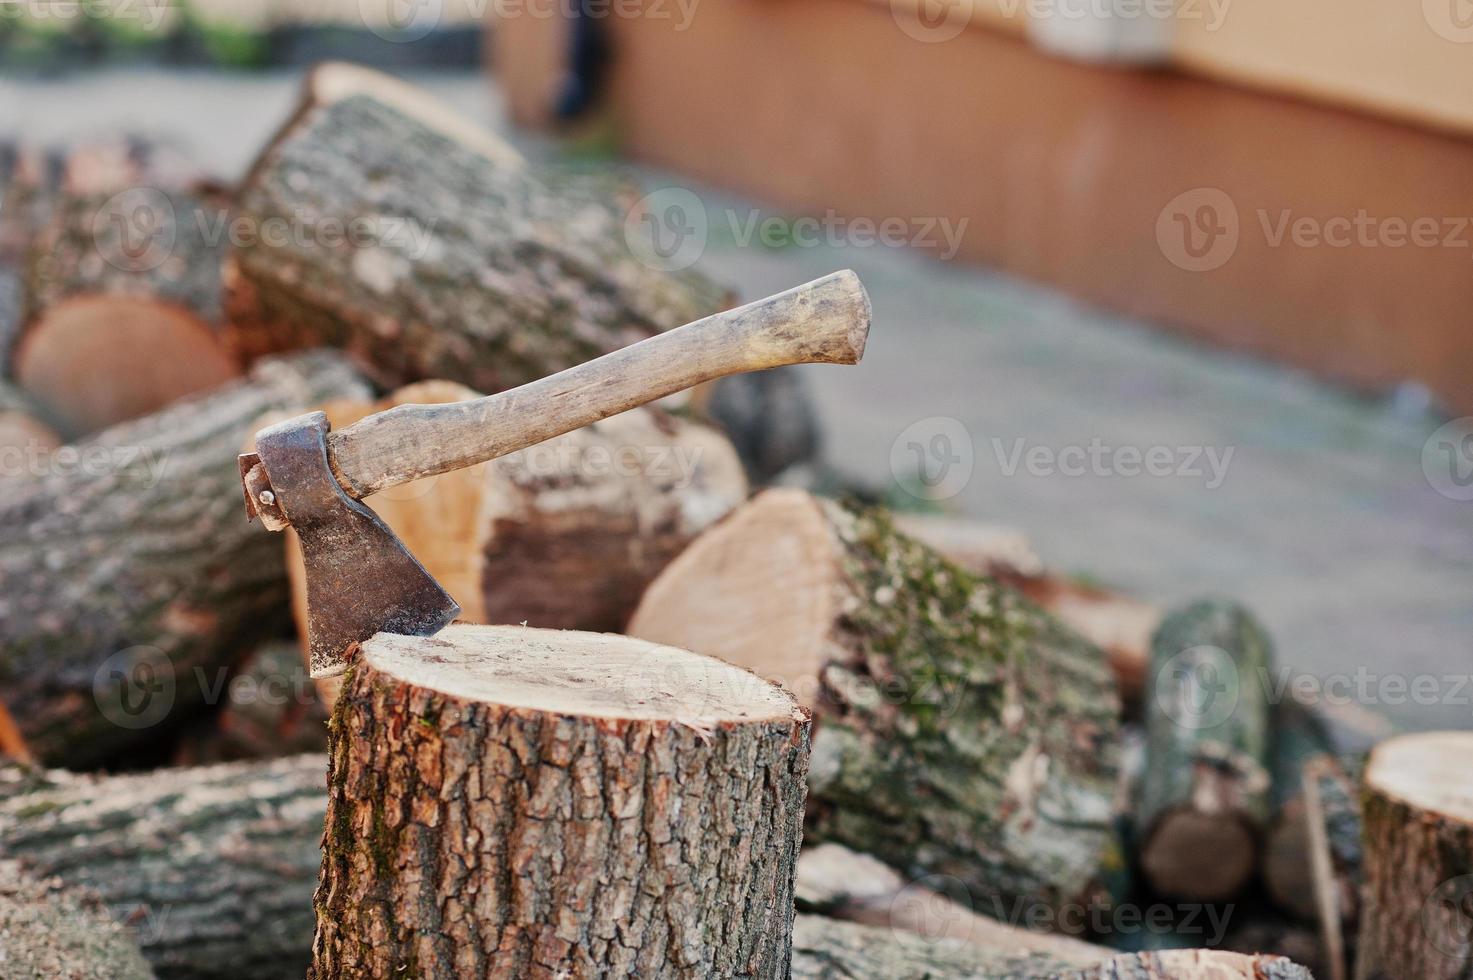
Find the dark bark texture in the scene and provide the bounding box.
[0,352,368,765]
[0,860,156,980]
[226,88,732,395]
[0,756,325,979]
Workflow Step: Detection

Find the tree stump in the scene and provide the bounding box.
[628,489,1122,914]
[1355,731,1473,980]
[1136,598,1273,901]
[0,351,368,765]
[225,63,731,396]
[313,624,811,979]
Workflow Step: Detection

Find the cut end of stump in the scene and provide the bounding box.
[1365,730,1473,823]
[361,624,805,726]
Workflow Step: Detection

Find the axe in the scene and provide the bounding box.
[240,270,871,678]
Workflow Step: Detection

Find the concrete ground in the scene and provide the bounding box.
[3,68,1468,739]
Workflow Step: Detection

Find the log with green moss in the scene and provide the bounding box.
[225,63,731,395]
[0,756,324,979]
[1136,598,1273,901]
[0,860,156,980]
[629,488,1123,914]
[0,352,368,766]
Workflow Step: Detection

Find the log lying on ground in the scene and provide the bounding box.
[0,379,64,455]
[790,916,1313,980]
[1136,599,1273,901]
[314,625,810,978]
[17,184,240,434]
[284,383,745,693]
[0,861,156,980]
[1355,731,1473,980]
[226,62,731,395]
[175,641,329,764]
[629,489,1122,913]
[895,512,1160,711]
[690,366,823,483]
[796,842,1109,967]
[0,756,324,979]
[0,352,368,766]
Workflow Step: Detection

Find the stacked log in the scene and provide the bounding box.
[0,861,155,980]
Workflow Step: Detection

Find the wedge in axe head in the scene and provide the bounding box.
[240,269,872,678]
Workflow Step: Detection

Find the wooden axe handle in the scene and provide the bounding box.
[327,270,870,499]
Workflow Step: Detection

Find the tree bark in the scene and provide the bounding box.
[0,379,64,454]
[789,916,1312,980]
[629,488,1122,914]
[225,63,731,396]
[313,624,811,979]
[284,383,746,697]
[0,756,325,979]
[17,185,240,434]
[1136,598,1273,901]
[1355,731,1473,980]
[0,351,369,766]
[0,861,156,980]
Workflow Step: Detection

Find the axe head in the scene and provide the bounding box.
[244,412,460,678]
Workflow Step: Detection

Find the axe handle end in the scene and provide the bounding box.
[328,270,870,498]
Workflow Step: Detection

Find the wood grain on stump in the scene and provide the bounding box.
[629,488,1122,914]
[1356,731,1473,980]
[313,624,811,979]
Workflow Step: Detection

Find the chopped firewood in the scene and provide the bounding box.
[1355,731,1473,980]
[1136,599,1273,902]
[313,625,810,978]
[629,488,1123,914]
[225,63,731,395]
[0,352,368,766]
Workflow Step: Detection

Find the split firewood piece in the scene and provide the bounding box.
[895,512,1160,711]
[796,842,1110,967]
[175,641,329,764]
[225,63,731,394]
[628,489,1122,913]
[281,381,747,706]
[17,182,241,434]
[1355,731,1473,980]
[0,861,156,980]
[0,379,64,456]
[0,756,325,979]
[1136,598,1273,901]
[0,352,369,766]
[789,917,1313,980]
[314,625,810,979]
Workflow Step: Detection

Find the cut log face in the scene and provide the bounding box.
[629,488,1122,914]
[1356,731,1473,980]
[0,351,369,766]
[314,624,810,979]
[1136,599,1273,902]
[226,65,730,396]
[283,382,747,705]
